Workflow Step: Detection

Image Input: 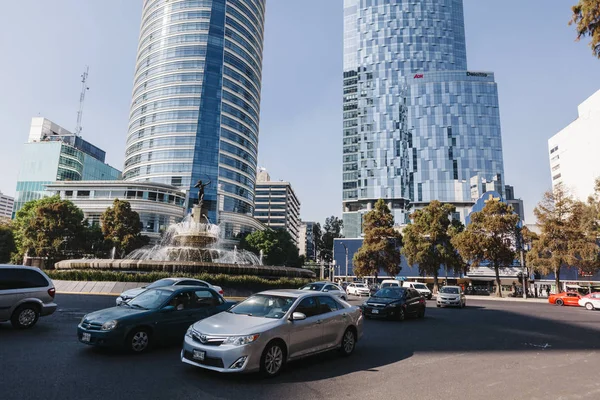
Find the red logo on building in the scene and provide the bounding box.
[414,74,424,79]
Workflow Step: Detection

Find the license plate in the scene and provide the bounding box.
[82,333,91,342]
[193,349,205,361]
[372,309,379,314]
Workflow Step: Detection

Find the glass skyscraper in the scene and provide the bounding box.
[342,0,506,237]
[124,0,265,225]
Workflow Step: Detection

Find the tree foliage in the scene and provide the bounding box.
[528,183,600,291]
[452,198,520,297]
[13,196,87,267]
[101,199,147,258]
[570,0,600,58]
[402,201,465,293]
[318,216,344,263]
[240,228,302,267]
[353,199,402,279]
[0,221,16,263]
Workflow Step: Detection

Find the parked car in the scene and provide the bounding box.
[402,281,433,299]
[548,291,582,307]
[78,286,234,353]
[362,287,426,320]
[436,286,466,308]
[116,278,223,305]
[346,282,371,297]
[0,265,57,329]
[299,281,347,301]
[578,292,600,310]
[181,289,363,377]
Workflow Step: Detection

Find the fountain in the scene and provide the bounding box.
[55,192,315,279]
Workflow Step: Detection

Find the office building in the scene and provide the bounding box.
[548,89,600,201]
[504,185,525,222]
[123,0,266,237]
[342,0,506,237]
[254,170,301,245]
[298,221,316,261]
[46,181,186,241]
[14,118,121,215]
[0,192,15,220]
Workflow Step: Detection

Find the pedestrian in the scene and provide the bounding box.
[546,287,550,297]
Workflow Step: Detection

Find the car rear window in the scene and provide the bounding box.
[0,268,49,290]
[381,282,399,288]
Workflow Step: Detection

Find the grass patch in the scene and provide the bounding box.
[46,269,311,291]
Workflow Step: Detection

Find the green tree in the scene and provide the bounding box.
[14,196,87,267]
[402,201,465,293]
[353,199,402,279]
[570,0,600,58]
[528,184,600,291]
[452,198,520,297]
[101,199,147,258]
[83,223,112,258]
[319,216,344,263]
[0,221,16,263]
[240,228,302,267]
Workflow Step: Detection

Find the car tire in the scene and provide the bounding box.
[585,302,595,311]
[436,304,441,308]
[397,308,405,321]
[339,328,356,356]
[260,341,286,378]
[556,299,564,306]
[11,304,40,329]
[126,328,151,353]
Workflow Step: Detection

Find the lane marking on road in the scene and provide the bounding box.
[523,343,552,349]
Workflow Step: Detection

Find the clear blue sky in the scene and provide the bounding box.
[0,1,598,225]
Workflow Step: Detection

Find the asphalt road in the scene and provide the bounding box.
[2,294,600,400]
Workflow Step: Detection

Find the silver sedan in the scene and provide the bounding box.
[181,289,363,377]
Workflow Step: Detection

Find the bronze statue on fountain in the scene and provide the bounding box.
[171,179,217,249]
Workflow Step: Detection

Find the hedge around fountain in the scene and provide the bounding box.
[54,258,316,279]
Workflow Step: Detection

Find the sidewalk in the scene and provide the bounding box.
[465,295,547,303]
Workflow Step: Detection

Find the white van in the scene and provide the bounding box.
[402,282,432,299]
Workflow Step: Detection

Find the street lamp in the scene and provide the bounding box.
[340,241,349,282]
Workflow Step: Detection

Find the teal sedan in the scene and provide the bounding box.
[77,286,235,353]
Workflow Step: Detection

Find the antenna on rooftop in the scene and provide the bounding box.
[75,66,90,136]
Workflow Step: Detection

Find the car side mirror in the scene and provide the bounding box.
[162,305,175,312]
[323,289,329,292]
[291,312,306,321]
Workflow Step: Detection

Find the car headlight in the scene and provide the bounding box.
[223,334,260,346]
[80,314,88,325]
[101,320,118,331]
[185,326,194,338]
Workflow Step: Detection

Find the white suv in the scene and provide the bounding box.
[346,282,371,297]
[402,282,432,299]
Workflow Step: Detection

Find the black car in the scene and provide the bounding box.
[362,287,425,321]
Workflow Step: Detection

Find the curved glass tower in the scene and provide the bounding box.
[124,0,265,225]
[342,0,506,237]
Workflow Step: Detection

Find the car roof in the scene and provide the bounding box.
[258,289,322,298]
[153,285,215,293]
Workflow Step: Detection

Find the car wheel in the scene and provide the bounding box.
[260,341,285,377]
[556,299,564,306]
[436,304,441,308]
[585,302,595,311]
[126,328,151,353]
[339,328,356,356]
[11,304,40,329]
[397,308,405,321]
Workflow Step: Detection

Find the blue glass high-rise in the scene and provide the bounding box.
[342,0,506,237]
[124,0,265,225]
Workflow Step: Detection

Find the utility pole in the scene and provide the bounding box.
[340,241,348,282]
[75,66,90,136]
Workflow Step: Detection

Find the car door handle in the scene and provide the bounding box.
[342,313,348,317]
[316,320,322,324]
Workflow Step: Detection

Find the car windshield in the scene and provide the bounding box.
[127,289,173,309]
[300,283,325,291]
[146,278,176,289]
[413,284,428,290]
[373,287,406,299]
[355,284,367,288]
[228,295,295,319]
[381,282,399,288]
[440,287,460,294]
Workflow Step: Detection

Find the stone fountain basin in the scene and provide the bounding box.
[54,259,316,279]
